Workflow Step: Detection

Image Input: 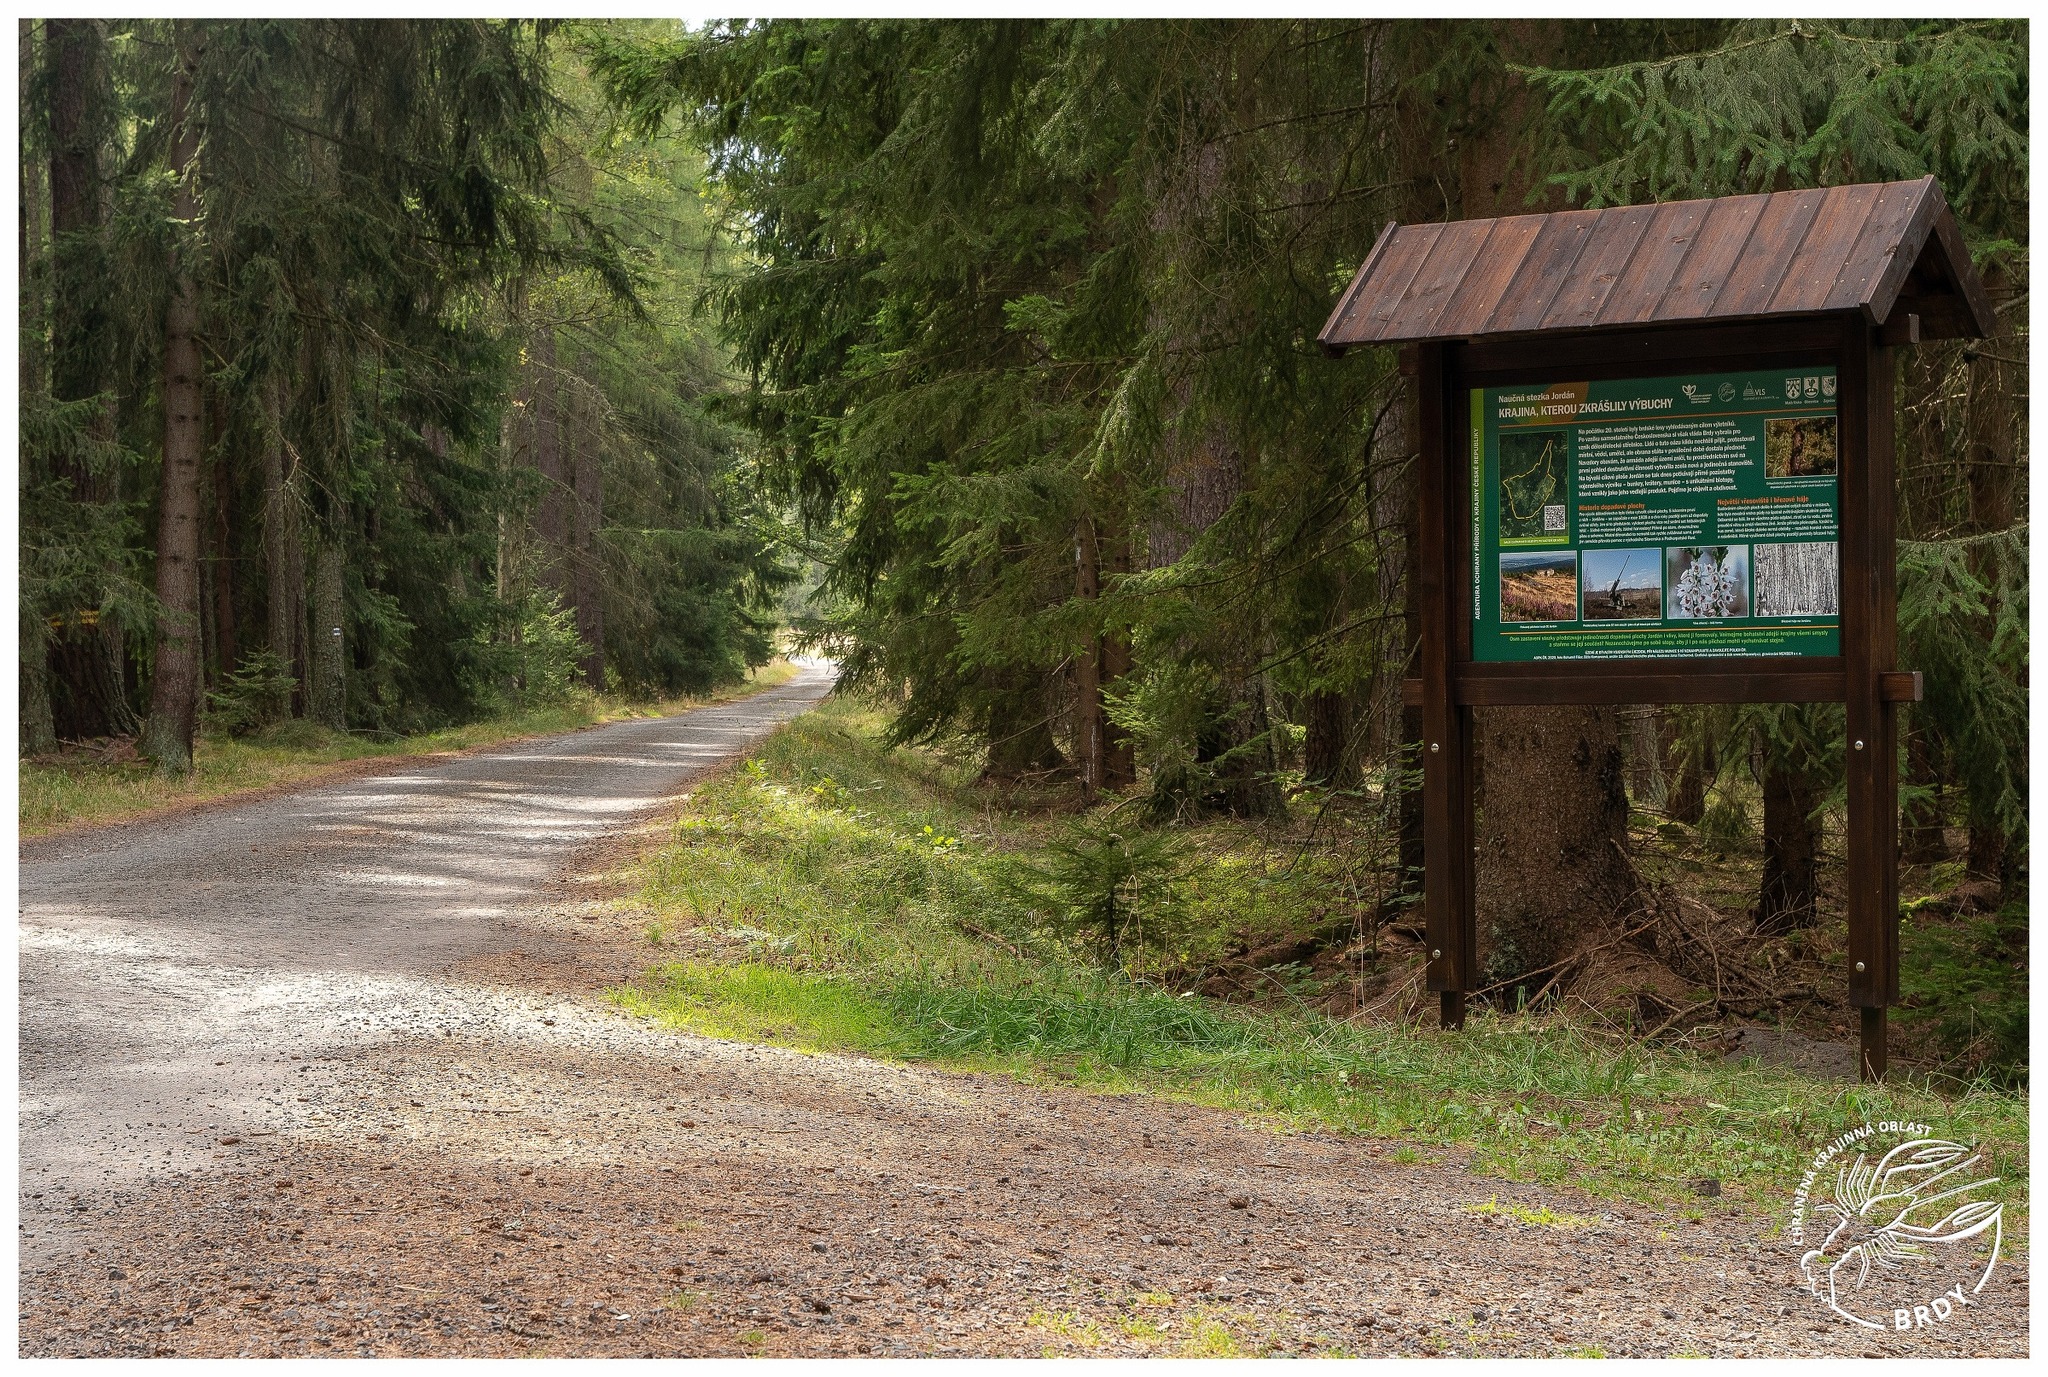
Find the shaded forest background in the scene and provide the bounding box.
[17,19,2029,1074]
[19,17,789,773]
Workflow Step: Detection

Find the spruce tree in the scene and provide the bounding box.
[1526,18,2030,909]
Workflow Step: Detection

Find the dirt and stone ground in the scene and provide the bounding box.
[17,667,2028,1357]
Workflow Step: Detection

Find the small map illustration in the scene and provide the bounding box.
[1499,430,1567,540]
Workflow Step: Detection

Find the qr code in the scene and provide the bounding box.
[1542,504,1567,532]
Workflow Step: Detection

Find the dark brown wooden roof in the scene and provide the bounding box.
[1319,176,1995,351]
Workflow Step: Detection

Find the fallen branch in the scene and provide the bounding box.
[955,919,1026,960]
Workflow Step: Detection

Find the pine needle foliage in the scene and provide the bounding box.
[19,19,786,747]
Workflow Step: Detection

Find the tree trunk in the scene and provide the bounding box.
[1098,516,1137,791]
[139,26,205,776]
[1074,513,1138,796]
[46,17,107,411]
[22,616,59,756]
[567,374,605,688]
[19,20,58,757]
[981,672,1068,783]
[1754,751,1821,935]
[1664,712,1712,826]
[529,324,567,586]
[20,17,41,390]
[1625,707,1665,810]
[1303,689,1360,788]
[210,391,237,682]
[1474,706,1641,986]
[261,374,305,703]
[46,16,134,740]
[309,535,346,730]
[1202,681,1283,818]
[1462,25,1647,985]
[1073,516,1107,793]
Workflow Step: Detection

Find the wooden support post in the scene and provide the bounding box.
[1840,319,1900,1049]
[1416,343,1476,1025]
[1860,1006,1888,1082]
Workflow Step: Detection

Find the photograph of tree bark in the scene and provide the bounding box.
[1754,541,1841,618]
[18,17,2027,1360]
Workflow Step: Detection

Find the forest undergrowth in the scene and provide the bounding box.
[613,696,2027,1230]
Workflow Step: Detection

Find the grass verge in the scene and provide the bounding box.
[19,660,799,840]
[613,696,2028,1228]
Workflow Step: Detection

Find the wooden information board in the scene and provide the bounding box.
[1319,179,1997,1081]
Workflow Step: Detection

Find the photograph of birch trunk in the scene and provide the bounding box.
[1753,541,1840,618]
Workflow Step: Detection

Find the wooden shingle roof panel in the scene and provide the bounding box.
[1771,182,1883,316]
[1652,192,1770,322]
[1430,213,1546,338]
[1711,186,1828,318]
[1318,219,1396,344]
[1318,176,1994,349]
[1354,220,1445,337]
[1538,202,1655,332]
[1487,208,1601,334]
[1592,198,1710,328]
[1377,216,1495,341]
[1820,180,1931,315]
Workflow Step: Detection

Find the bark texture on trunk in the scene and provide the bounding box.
[46,17,107,410]
[1625,707,1666,810]
[1096,519,1137,792]
[309,536,346,730]
[1303,689,1360,788]
[529,325,566,578]
[1474,706,1641,984]
[210,400,237,682]
[1753,754,1821,935]
[1664,714,1712,826]
[46,15,134,740]
[1071,514,1137,794]
[139,26,205,775]
[19,20,59,757]
[22,614,59,756]
[261,375,306,703]
[1073,518,1108,792]
[568,373,605,688]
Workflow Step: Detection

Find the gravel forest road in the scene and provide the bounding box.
[16,664,2027,1358]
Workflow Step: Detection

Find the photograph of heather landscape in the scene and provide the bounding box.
[1580,547,1661,620]
[1753,540,1839,616]
[1764,415,1838,478]
[1499,550,1578,623]
[1497,428,1568,539]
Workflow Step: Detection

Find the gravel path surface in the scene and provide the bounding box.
[16,664,2027,1357]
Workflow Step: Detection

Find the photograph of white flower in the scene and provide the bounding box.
[1664,545,1750,619]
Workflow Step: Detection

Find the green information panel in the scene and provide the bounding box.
[1470,368,1841,662]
